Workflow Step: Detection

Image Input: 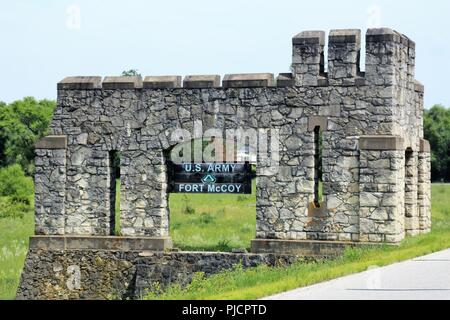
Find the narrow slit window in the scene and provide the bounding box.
[109,150,121,235]
[313,126,323,207]
[405,149,413,218]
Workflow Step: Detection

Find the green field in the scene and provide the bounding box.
[1,183,449,300]
[168,179,256,251]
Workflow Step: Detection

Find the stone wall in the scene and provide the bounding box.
[16,249,301,300]
[32,27,431,246]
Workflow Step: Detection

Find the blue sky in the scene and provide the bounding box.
[1,0,449,107]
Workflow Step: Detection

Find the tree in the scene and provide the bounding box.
[0,97,56,175]
[121,69,141,77]
[424,104,450,182]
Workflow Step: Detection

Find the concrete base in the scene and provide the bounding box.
[29,236,172,251]
[251,239,387,257]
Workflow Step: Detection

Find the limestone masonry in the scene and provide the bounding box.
[18,28,431,299]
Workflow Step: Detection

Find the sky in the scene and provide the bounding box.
[1,0,449,108]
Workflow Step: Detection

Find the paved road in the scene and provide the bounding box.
[264,249,450,300]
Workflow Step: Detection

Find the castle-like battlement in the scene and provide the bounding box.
[57,28,421,92]
[36,27,430,247]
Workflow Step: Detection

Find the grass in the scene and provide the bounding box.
[168,180,256,251]
[0,212,33,300]
[143,184,450,300]
[0,184,449,300]
[114,179,256,251]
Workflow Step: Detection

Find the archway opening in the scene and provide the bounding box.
[166,137,256,252]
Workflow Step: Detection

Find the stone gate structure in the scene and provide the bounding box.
[18,28,432,299]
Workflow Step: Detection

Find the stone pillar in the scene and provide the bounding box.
[418,139,431,234]
[359,136,405,243]
[365,28,403,86]
[120,150,169,237]
[34,136,67,235]
[255,129,314,241]
[64,146,111,236]
[328,29,362,86]
[292,30,326,86]
[404,150,420,236]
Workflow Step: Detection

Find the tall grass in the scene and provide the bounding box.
[169,180,256,251]
[114,179,257,251]
[0,213,33,299]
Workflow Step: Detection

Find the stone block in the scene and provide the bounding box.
[414,81,425,93]
[102,76,143,89]
[183,75,220,88]
[223,73,274,88]
[29,236,173,251]
[143,76,182,89]
[420,139,430,153]
[329,29,361,44]
[366,28,401,43]
[35,136,67,149]
[292,30,325,45]
[308,116,328,131]
[251,239,383,256]
[276,73,295,87]
[359,136,404,150]
[57,76,102,90]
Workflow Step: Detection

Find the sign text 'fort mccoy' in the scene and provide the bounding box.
[168,162,252,194]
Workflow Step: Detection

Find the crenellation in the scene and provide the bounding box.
[328,29,362,86]
[291,30,326,86]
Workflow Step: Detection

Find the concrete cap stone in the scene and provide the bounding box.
[359,135,404,150]
[293,30,325,45]
[183,75,220,88]
[308,116,328,131]
[414,80,425,93]
[222,73,274,88]
[102,76,143,89]
[420,139,431,153]
[35,135,67,149]
[407,36,416,49]
[29,236,172,251]
[57,76,102,90]
[366,28,401,43]
[329,29,361,44]
[143,76,182,89]
[276,73,295,87]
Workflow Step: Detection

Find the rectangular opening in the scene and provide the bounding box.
[109,150,121,235]
[313,126,323,207]
[165,139,256,251]
[405,148,413,220]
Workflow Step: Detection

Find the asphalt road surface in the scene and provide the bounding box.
[264,249,450,300]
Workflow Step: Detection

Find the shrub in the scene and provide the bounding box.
[181,194,195,215]
[216,239,232,251]
[0,164,33,204]
[0,197,30,219]
[183,205,196,215]
[199,212,215,225]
